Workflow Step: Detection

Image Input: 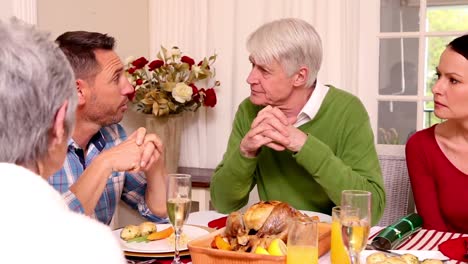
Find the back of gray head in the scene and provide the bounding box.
[0,18,77,166]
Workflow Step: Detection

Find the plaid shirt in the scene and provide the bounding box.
[48,124,167,225]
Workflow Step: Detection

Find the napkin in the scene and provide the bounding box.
[438,236,468,262]
[207,216,228,229]
[371,213,423,250]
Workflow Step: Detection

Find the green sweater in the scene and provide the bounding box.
[210,86,385,224]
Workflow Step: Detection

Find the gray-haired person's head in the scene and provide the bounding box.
[0,18,77,166]
[246,18,322,88]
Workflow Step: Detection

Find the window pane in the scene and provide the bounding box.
[380,0,419,32]
[424,36,457,95]
[427,3,468,32]
[378,101,417,144]
[423,100,443,128]
[379,38,418,96]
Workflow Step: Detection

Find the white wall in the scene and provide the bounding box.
[0,0,13,21]
[36,0,151,141]
[37,0,149,60]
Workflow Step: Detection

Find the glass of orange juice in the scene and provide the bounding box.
[331,206,350,264]
[287,216,318,264]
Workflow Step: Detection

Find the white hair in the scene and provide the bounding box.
[0,18,77,165]
[246,18,322,87]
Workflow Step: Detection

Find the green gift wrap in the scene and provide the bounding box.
[371,213,423,250]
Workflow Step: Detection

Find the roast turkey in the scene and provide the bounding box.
[224,200,310,252]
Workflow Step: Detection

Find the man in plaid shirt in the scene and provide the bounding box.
[48,31,168,225]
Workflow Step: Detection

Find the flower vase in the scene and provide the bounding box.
[144,114,183,174]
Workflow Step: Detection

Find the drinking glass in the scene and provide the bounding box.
[340,190,372,264]
[287,216,318,264]
[331,206,350,264]
[166,174,192,264]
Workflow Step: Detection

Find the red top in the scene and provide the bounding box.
[406,125,468,233]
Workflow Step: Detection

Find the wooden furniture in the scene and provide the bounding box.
[178,167,214,211]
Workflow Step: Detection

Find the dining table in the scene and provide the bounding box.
[124,210,468,264]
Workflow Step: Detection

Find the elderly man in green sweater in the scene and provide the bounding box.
[210,18,385,224]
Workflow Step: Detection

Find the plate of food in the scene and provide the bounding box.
[362,250,448,263]
[113,222,210,253]
[300,210,332,223]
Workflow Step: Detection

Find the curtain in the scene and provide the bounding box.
[149,0,362,168]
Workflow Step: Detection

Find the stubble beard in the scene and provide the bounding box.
[85,96,124,127]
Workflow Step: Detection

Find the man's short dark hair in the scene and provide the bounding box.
[56,31,115,81]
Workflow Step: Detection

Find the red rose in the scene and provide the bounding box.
[204,88,217,107]
[136,79,143,85]
[128,67,136,74]
[148,60,164,71]
[190,84,200,102]
[181,56,195,68]
[132,57,149,69]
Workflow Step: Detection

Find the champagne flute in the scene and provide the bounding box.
[340,190,372,264]
[167,174,192,264]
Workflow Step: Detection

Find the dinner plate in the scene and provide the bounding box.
[113,224,210,253]
[300,210,332,223]
[361,250,448,262]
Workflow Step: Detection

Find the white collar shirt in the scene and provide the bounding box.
[294,81,330,127]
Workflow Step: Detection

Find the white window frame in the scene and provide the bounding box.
[358,0,467,145]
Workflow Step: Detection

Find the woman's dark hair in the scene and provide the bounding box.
[448,34,468,60]
[56,31,115,81]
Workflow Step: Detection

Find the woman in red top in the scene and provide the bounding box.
[406,34,468,233]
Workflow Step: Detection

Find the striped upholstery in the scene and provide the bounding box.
[369,226,468,264]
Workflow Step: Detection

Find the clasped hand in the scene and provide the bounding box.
[104,127,164,172]
[240,106,307,158]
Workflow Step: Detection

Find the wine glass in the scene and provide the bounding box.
[340,190,372,264]
[166,174,192,264]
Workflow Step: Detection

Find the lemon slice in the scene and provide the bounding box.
[254,246,270,255]
[267,238,287,256]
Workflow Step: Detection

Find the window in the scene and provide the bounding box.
[360,0,468,145]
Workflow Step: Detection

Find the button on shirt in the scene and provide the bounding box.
[48,123,167,225]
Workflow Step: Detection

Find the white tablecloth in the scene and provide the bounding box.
[187,210,227,227]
